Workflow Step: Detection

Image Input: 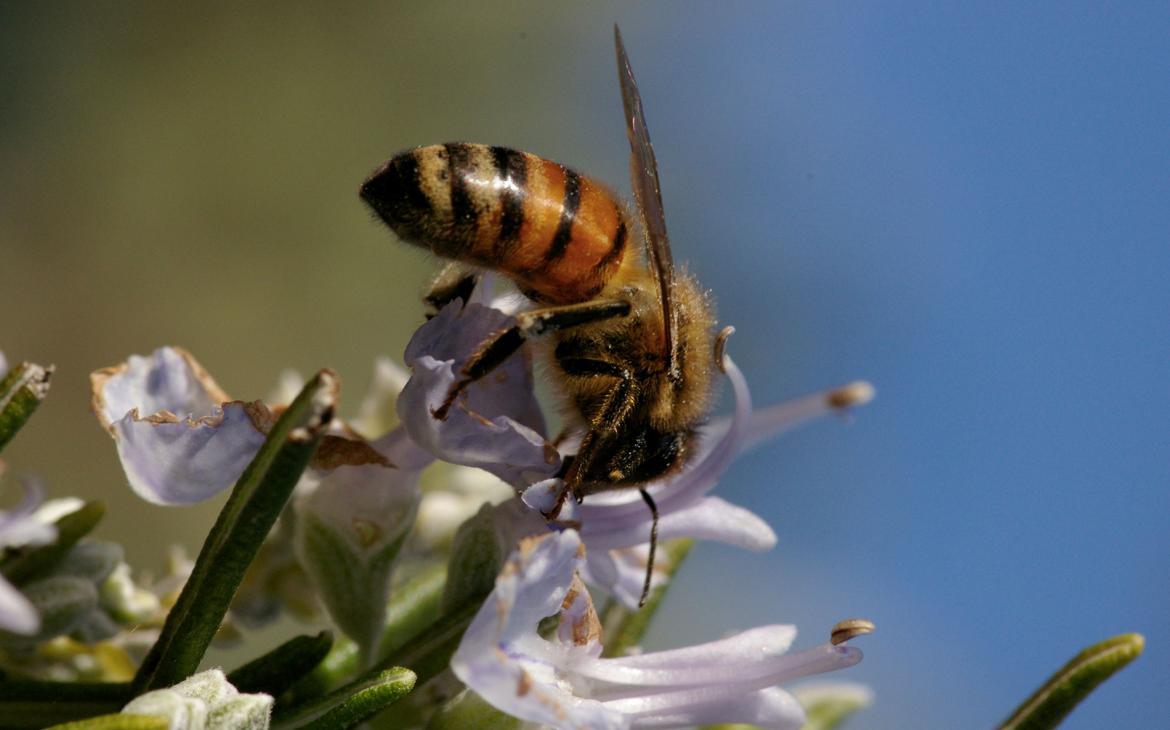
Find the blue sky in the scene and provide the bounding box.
[613,4,1170,727]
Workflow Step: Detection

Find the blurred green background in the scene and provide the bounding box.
[4,3,1170,728]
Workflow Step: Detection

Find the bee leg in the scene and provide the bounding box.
[424,263,479,313]
[544,358,637,521]
[432,299,631,420]
[638,488,659,608]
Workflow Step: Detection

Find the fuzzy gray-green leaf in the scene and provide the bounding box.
[272,667,415,730]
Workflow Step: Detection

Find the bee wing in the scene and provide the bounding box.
[615,24,680,380]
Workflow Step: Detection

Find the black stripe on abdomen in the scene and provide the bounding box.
[541,168,581,268]
[491,146,527,259]
[445,143,477,243]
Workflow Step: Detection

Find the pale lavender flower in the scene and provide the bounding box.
[451,530,863,730]
[90,347,272,505]
[0,350,7,377]
[0,479,57,634]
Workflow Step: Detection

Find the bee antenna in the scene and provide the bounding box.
[638,488,659,608]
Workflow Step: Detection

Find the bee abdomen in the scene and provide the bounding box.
[361,143,632,304]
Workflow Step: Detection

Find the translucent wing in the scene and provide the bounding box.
[615,25,680,380]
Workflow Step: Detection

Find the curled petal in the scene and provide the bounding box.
[398,300,557,487]
[91,347,269,505]
[0,351,7,378]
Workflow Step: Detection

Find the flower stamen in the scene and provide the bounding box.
[830,618,876,645]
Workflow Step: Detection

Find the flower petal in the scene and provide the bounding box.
[577,625,797,686]
[451,531,628,730]
[91,347,270,505]
[0,478,56,549]
[111,401,269,505]
[580,495,776,552]
[0,578,39,634]
[398,300,557,487]
[631,687,805,730]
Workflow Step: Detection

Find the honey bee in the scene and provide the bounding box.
[361,27,724,605]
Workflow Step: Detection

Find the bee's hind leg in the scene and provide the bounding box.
[424,263,479,313]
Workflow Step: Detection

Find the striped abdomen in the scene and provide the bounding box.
[360,143,631,305]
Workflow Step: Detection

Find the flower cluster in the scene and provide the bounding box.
[0,282,876,728]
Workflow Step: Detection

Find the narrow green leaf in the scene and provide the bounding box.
[600,539,693,657]
[0,362,52,453]
[42,715,169,730]
[0,681,131,729]
[369,590,484,686]
[133,370,339,692]
[227,630,334,696]
[272,667,416,730]
[998,633,1145,730]
[1,501,106,586]
[380,562,448,658]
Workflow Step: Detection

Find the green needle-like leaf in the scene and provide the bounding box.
[42,715,169,730]
[0,362,52,453]
[998,633,1145,730]
[600,539,692,657]
[0,680,131,729]
[227,630,334,696]
[272,667,416,730]
[133,370,339,692]
[1,501,106,586]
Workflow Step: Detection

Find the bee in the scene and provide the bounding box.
[361,27,724,605]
